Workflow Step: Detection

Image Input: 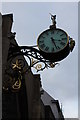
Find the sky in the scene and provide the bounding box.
[1,1,78,118]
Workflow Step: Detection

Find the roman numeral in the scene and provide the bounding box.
[57,30,59,34]
[40,44,45,48]
[41,36,45,39]
[57,46,60,49]
[60,42,65,46]
[62,38,66,40]
[60,33,64,36]
[45,32,49,35]
[45,46,49,51]
[39,40,44,44]
[52,47,54,52]
[51,30,54,34]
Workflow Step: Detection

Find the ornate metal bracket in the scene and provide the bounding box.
[3,42,59,92]
[8,44,59,72]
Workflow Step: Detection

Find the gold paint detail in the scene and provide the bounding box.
[31,58,37,66]
[3,59,23,92]
[34,64,42,71]
[3,86,9,91]
[49,62,60,68]
[69,38,75,52]
[11,59,22,91]
[12,79,21,90]
[31,58,43,71]
[12,59,22,69]
[31,58,59,72]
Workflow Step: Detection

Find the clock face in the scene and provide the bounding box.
[37,28,69,53]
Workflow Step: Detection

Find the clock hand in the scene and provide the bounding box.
[53,38,61,41]
[51,37,58,49]
[51,36,61,41]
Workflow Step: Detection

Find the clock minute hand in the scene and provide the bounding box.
[51,37,57,49]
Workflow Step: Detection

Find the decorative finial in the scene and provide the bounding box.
[49,13,56,29]
[69,37,75,52]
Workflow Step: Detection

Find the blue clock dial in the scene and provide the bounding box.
[37,28,69,53]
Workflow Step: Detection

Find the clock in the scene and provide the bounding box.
[37,28,70,62]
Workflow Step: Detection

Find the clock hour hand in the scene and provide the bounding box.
[51,37,57,49]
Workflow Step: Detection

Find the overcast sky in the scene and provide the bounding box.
[1,1,78,118]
